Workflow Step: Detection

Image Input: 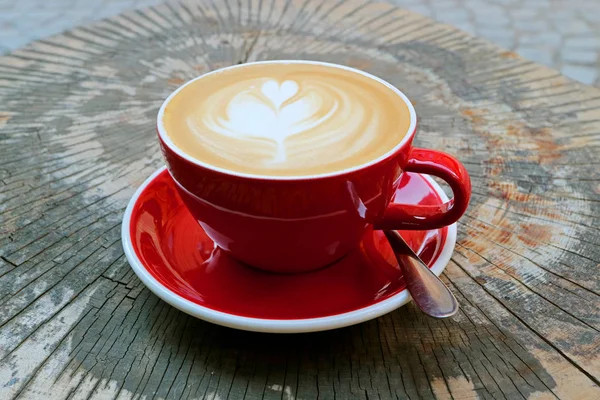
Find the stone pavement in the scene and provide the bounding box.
[1,0,599,86]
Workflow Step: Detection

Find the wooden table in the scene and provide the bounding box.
[1,1,599,399]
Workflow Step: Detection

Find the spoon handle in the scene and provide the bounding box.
[384,230,458,318]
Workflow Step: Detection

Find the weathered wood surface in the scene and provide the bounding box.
[0,0,599,398]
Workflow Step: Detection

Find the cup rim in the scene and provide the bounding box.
[156,60,417,181]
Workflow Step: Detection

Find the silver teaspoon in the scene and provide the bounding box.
[384,230,458,318]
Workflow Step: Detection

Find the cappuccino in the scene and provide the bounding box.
[162,62,411,176]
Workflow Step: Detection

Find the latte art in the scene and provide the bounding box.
[195,79,333,163]
[189,78,374,165]
[163,62,411,176]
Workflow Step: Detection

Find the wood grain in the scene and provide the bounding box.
[0,0,599,398]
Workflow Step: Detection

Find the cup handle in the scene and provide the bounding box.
[374,148,471,230]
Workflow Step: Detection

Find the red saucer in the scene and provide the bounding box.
[122,167,456,332]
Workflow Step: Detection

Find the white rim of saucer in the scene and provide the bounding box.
[156,60,418,181]
[121,166,457,333]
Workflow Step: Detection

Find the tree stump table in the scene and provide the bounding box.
[1,1,599,399]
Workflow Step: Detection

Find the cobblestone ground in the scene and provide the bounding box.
[1,0,599,86]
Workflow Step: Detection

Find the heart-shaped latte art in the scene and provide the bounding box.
[260,79,298,110]
[197,79,337,162]
[169,64,410,176]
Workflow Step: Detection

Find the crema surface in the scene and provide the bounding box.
[162,63,411,176]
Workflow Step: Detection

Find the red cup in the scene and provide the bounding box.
[157,61,471,273]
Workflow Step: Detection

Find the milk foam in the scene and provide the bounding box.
[163,63,411,176]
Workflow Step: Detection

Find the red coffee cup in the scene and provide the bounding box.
[158,61,471,273]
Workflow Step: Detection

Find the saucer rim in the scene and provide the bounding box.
[121,166,457,333]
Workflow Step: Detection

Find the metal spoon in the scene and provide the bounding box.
[384,230,458,318]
